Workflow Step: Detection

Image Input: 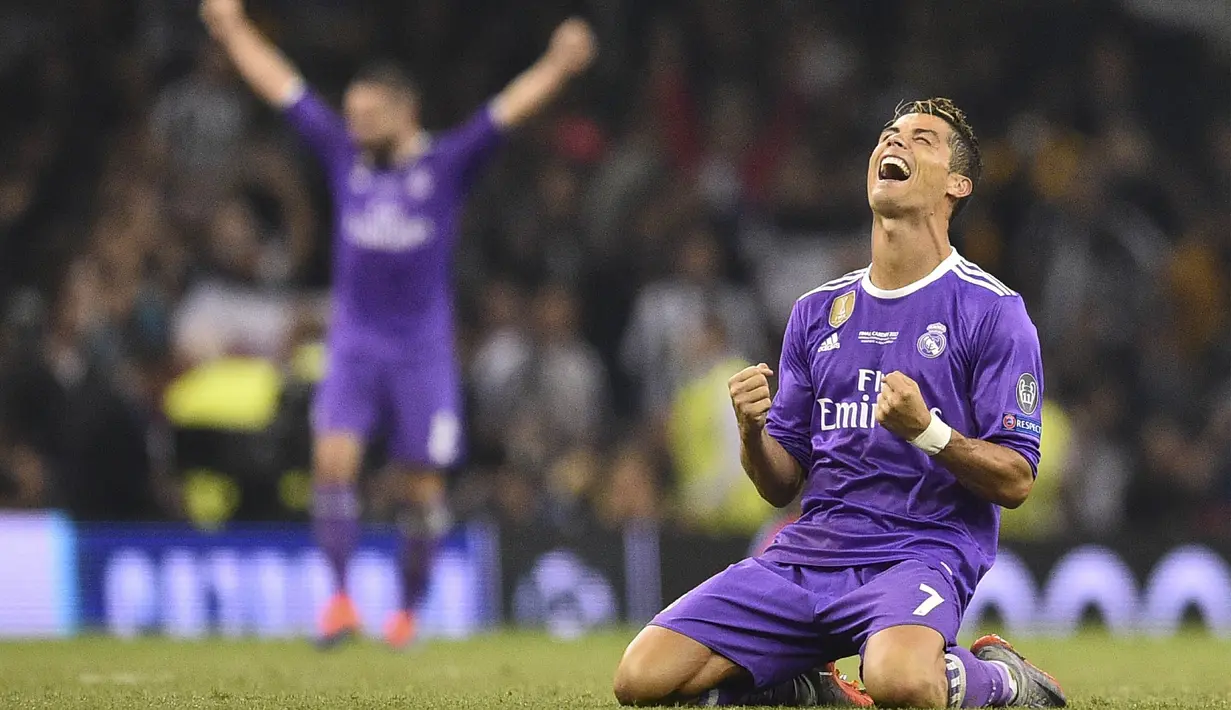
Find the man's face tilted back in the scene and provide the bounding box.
[867,111,963,220]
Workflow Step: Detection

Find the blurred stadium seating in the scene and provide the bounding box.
[0,0,1226,638]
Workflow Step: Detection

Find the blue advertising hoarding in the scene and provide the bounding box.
[74,522,497,639]
[0,512,1228,638]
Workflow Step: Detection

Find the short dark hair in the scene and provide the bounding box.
[890,97,982,218]
[352,60,419,103]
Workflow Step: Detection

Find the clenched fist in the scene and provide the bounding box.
[874,371,933,440]
[729,363,775,436]
[547,18,598,77]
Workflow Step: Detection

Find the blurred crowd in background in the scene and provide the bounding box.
[0,0,1227,541]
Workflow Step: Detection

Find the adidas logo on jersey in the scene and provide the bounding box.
[817,333,841,352]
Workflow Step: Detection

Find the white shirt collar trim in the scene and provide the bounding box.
[860,247,961,299]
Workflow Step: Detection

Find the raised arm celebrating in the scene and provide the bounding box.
[491,18,597,128]
[201,0,300,106]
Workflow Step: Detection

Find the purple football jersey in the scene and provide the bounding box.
[762,248,1044,606]
[284,88,502,360]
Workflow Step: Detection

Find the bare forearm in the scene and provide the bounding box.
[491,18,594,128]
[491,58,572,128]
[213,16,300,106]
[740,428,804,508]
[934,430,1033,508]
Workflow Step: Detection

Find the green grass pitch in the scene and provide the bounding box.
[1,631,1228,709]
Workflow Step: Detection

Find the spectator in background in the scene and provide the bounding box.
[1129,412,1223,539]
[694,83,757,218]
[0,0,1226,545]
[150,43,252,227]
[500,158,588,285]
[667,311,771,535]
[506,284,608,469]
[594,441,661,530]
[620,226,763,415]
[468,279,533,463]
[1059,383,1132,538]
[0,259,172,520]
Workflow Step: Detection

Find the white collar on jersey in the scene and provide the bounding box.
[860,246,962,299]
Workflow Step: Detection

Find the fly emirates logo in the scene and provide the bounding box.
[817,368,942,432]
[345,201,433,252]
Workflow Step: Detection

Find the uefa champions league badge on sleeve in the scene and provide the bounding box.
[916,323,948,359]
[1016,373,1039,415]
[829,291,856,328]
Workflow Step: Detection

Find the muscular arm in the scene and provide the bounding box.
[876,371,1034,509]
[201,0,300,106]
[491,18,596,128]
[933,430,1033,508]
[740,427,805,508]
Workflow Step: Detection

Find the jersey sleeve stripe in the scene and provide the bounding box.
[952,269,1012,296]
[797,269,868,300]
[955,262,1014,296]
[960,261,1016,295]
[956,260,1016,295]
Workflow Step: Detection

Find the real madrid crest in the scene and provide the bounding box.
[916,322,948,359]
[829,291,856,328]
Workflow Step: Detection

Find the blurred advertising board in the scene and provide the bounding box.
[658,532,1231,637]
[498,521,662,638]
[0,512,77,637]
[0,512,1227,638]
[74,521,498,639]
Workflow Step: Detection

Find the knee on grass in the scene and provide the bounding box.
[612,656,675,706]
[614,625,740,706]
[613,647,723,706]
[862,655,947,708]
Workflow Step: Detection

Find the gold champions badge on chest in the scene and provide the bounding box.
[829,290,856,328]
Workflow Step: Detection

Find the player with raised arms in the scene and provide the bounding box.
[614,98,1066,707]
[201,0,596,648]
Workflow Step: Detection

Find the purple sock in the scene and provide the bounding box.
[946,646,1014,707]
[397,531,437,610]
[396,502,449,611]
[312,483,359,593]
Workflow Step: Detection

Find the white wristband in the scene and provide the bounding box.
[909,413,952,456]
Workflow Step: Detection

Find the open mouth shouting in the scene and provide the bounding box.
[878,155,911,182]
